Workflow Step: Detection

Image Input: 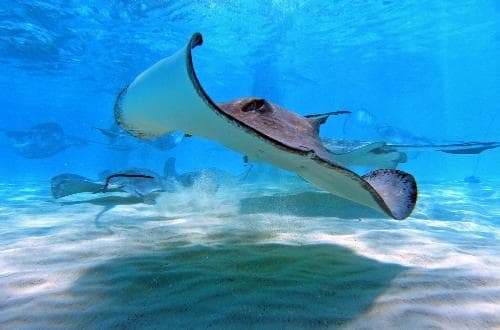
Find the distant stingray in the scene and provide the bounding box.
[51,171,166,200]
[328,109,500,169]
[322,138,500,169]
[2,122,89,159]
[51,158,250,201]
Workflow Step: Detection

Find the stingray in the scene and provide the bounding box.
[321,138,500,169]
[51,171,165,199]
[113,33,417,220]
[322,139,408,169]
[2,122,89,158]
[51,158,246,200]
[339,110,500,157]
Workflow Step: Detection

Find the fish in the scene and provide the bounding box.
[3,122,89,158]
[113,33,418,220]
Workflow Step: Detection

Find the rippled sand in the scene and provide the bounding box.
[0,179,499,329]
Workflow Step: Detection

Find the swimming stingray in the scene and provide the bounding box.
[337,110,500,159]
[95,122,185,152]
[113,33,417,220]
[51,170,165,199]
[321,138,500,169]
[163,157,253,189]
[51,157,247,199]
[2,122,89,158]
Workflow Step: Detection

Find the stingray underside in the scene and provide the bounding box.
[114,33,417,220]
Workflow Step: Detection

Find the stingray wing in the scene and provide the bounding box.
[51,174,103,198]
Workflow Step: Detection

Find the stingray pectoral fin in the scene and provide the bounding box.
[299,159,417,220]
[362,169,417,220]
[51,174,103,199]
[114,34,208,139]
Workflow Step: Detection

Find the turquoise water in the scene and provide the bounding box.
[1,1,499,328]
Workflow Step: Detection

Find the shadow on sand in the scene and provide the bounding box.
[240,191,385,219]
[24,242,406,328]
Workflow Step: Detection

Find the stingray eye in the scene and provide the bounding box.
[242,99,268,113]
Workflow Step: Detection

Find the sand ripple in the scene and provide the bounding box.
[0,180,499,328]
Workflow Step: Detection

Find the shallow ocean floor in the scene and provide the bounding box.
[0,179,499,329]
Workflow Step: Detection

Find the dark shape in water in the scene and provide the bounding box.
[464,176,481,184]
[113,33,417,220]
[4,122,88,158]
[322,139,407,169]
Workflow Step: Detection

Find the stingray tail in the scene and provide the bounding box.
[51,174,103,199]
[362,169,417,220]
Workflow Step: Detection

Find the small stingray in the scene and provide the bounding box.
[163,157,252,191]
[51,171,165,199]
[322,139,500,169]
[322,139,407,169]
[50,158,248,200]
[2,122,89,158]
[341,110,500,156]
[113,33,418,219]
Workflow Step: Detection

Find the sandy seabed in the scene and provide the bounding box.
[0,178,499,329]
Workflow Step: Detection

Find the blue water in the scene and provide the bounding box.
[1,1,499,328]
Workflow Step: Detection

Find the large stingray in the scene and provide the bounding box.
[113,33,418,220]
[2,122,88,158]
